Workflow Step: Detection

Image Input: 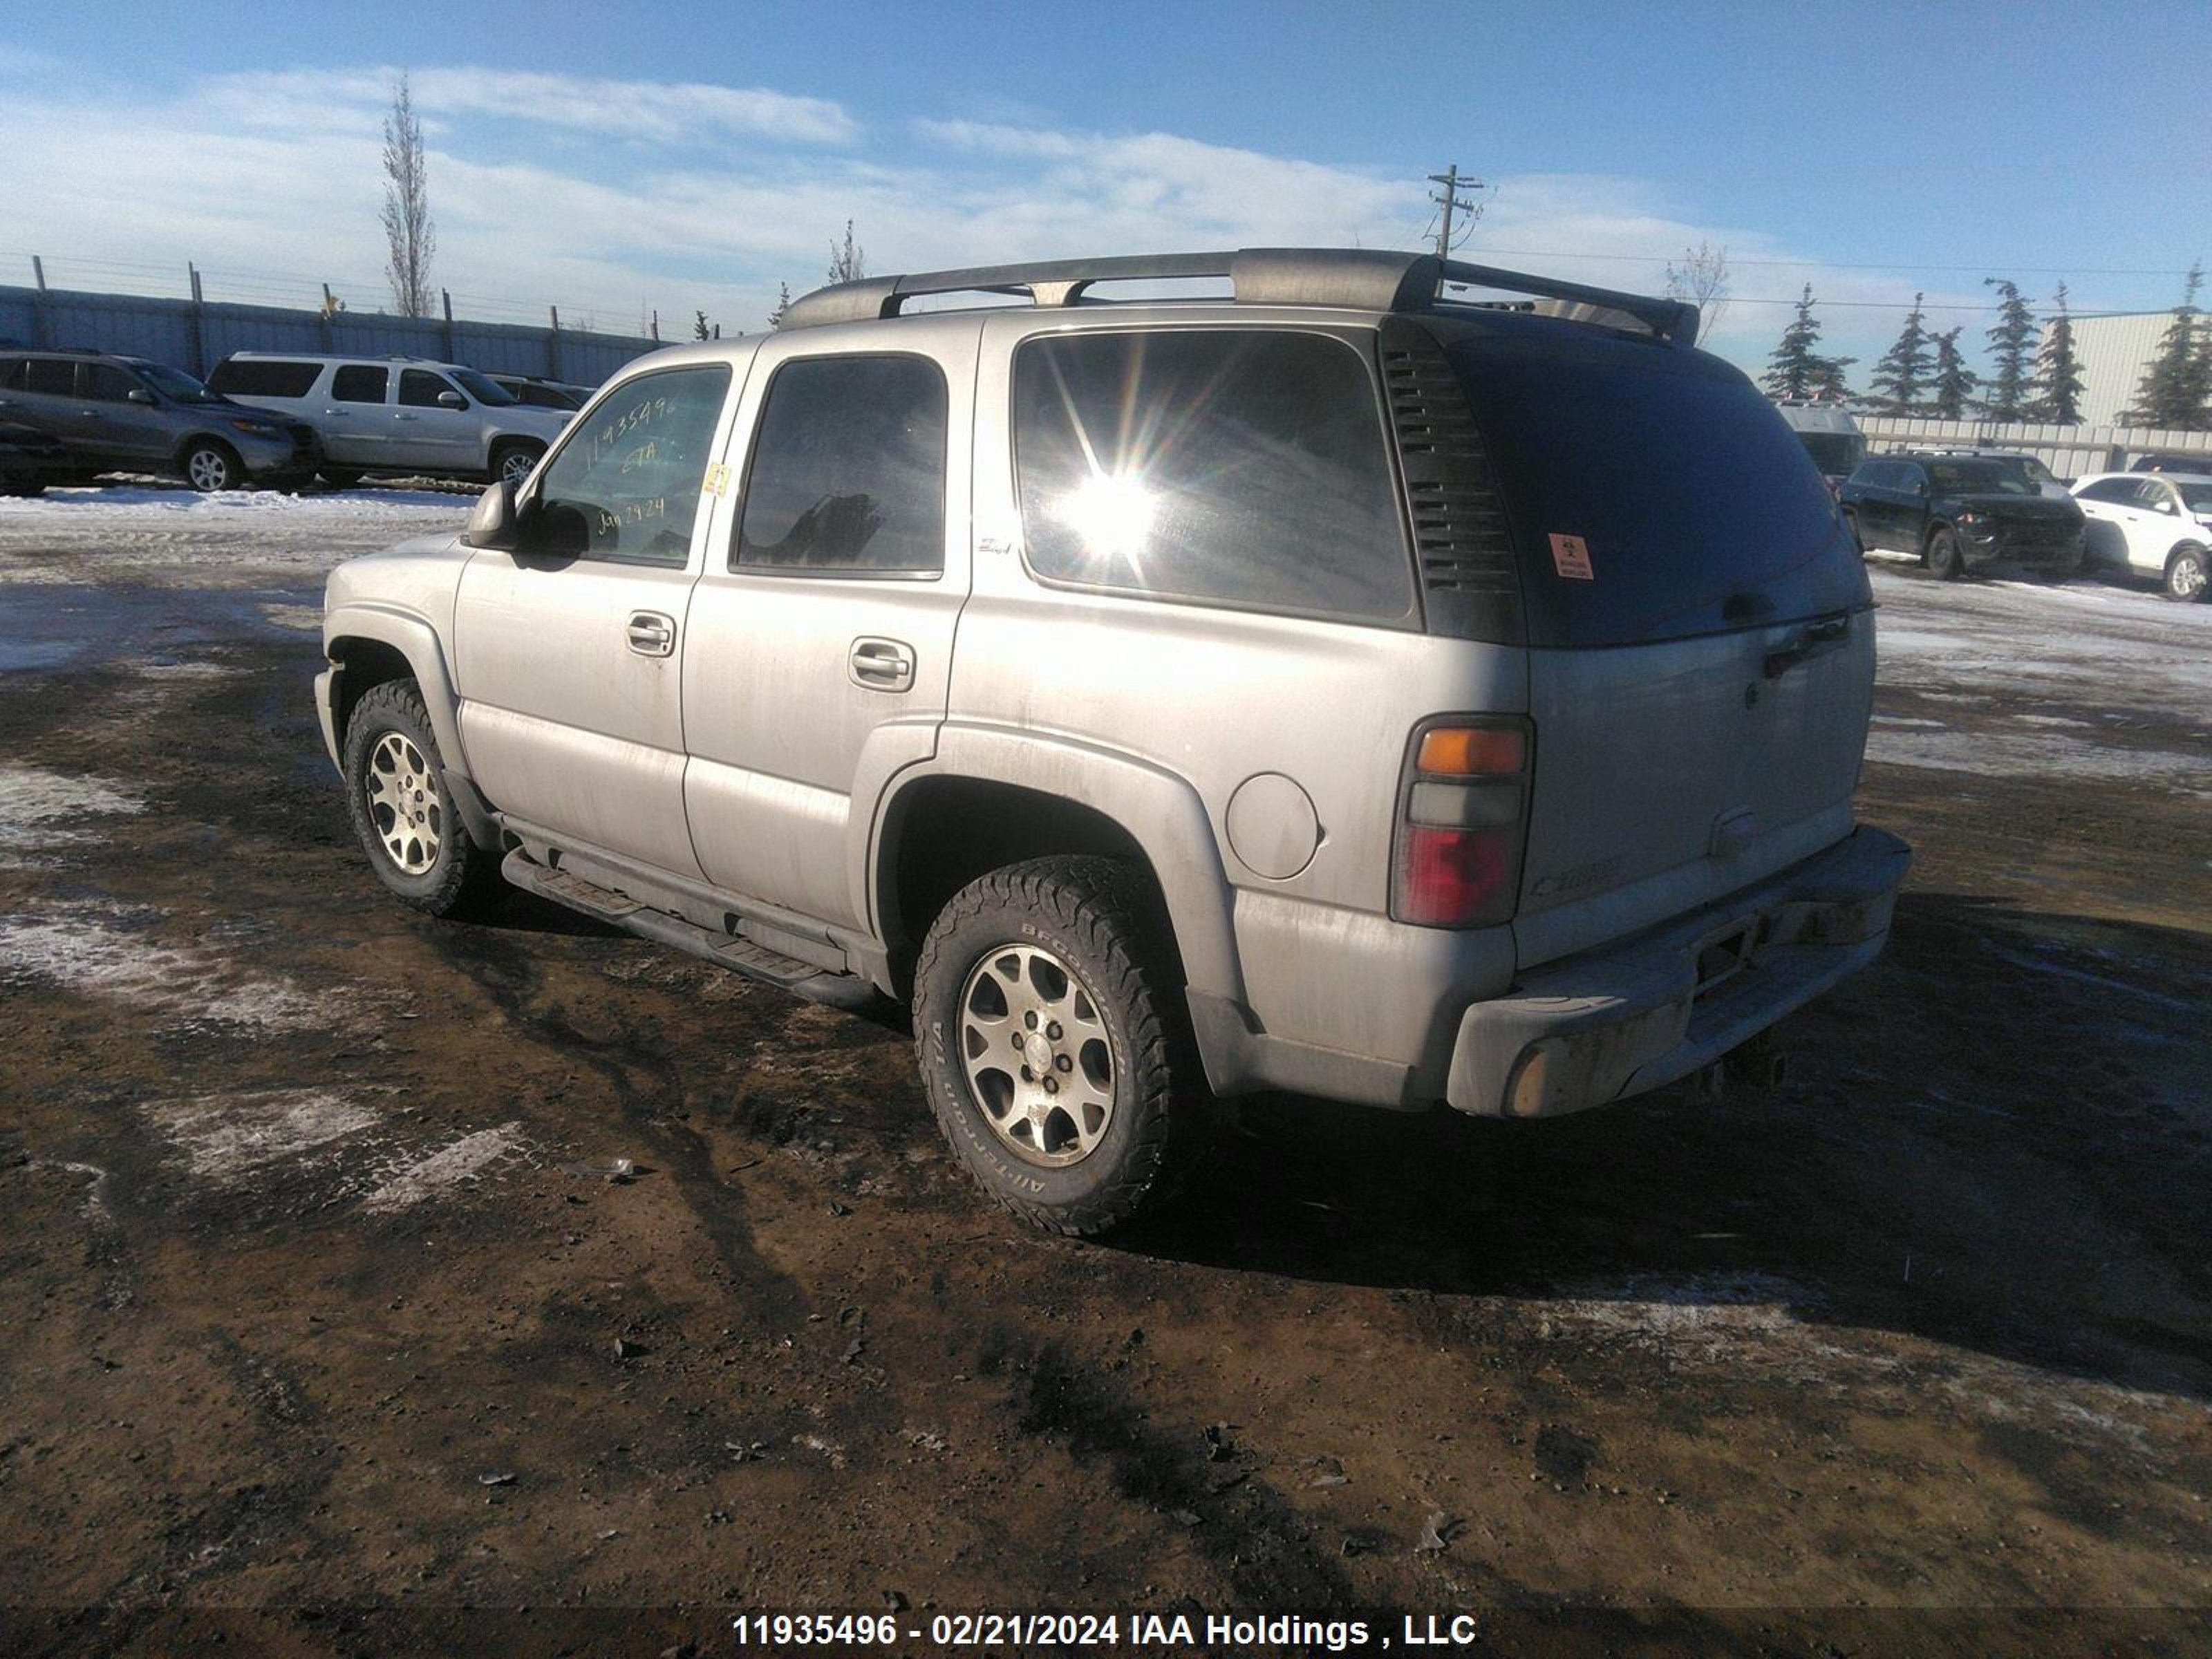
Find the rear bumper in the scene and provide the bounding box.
[1445,825,1911,1117]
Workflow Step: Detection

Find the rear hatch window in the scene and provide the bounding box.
[1438,324,1869,647]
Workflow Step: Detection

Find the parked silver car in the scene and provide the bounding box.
[0,348,311,490]
[207,353,570,488]
[315,248,1910,1234]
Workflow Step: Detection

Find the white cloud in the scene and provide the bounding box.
[0,64,1985,370]
[199,65,858,146]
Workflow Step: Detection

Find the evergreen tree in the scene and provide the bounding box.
[693,309,711,341]
[1868,292,1934,413]
[1980,278,2038,421]
[1761,284,1855,400]
[767,282,793,330]
[2121,263,2211,430]
[1930,327,1978,418]
[2030,284,2086,423]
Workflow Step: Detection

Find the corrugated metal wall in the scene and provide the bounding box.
[1855,415,2212,479]
[2068,312,2211,427]
[0,284,662,387]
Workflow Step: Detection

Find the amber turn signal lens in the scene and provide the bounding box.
[1416,727,1526,776]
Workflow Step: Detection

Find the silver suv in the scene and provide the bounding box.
[208,353,572,489]
[316,249,1911,1234]
[0,348,311,490]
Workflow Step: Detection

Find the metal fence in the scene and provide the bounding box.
[1855,415,2212,479]
[0,279,662,388]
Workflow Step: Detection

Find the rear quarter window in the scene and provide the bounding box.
[207,359,321,398]
[1013,328,1415,625]
[1443,325,1868,646]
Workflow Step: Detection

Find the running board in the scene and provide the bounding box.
[500,850,880,1011]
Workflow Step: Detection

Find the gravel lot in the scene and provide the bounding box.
[2,486,2208,1656]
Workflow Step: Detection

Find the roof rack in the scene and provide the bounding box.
[778,247,1698,344]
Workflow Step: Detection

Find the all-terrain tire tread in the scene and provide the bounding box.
[341,677,500,919]
[913,855,1209,1237]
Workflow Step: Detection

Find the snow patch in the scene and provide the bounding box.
[145,1089,382,1184]
[361,1123,534,1214]
[0,912,331,1033]
[0,765,147,852]
[1864,724,2212,787]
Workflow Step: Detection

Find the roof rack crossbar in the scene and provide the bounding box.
[778,247,1696,344]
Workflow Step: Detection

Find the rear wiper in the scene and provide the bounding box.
[1762,613,1850,679]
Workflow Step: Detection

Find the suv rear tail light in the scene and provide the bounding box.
[1391,718,1532,928]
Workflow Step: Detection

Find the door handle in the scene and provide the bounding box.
[626,610,676,657]
[849,637,915,693]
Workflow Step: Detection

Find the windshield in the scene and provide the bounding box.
[1443,325,1868,647]
[1798,431,1865,476]
[2176,482,2212,512]
[450,368,516,406]
[1928,460,2035,496]
[132,362,224,404]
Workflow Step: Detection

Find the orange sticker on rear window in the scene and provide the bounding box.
[1548,532,1593,580]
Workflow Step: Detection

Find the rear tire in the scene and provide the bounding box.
[2166,545,2209,603]
[341,678,500,918]
[182,441,241,493]
[912,855,1211,1236]
[1926,526,1967,581]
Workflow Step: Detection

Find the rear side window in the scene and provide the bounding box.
[1013,330,1414,624]
[735,355,947,574]
[24,359,75,395]
[207,359,321,398]
[1443,327,1868,646]
[532,364,731,565]
[0,358,24,391]
[331,366,388,404]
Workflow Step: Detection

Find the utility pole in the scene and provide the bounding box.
[1427,163,1485,259]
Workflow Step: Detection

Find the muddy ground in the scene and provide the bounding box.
[1,487,2208,1656]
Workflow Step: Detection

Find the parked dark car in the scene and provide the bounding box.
[0,420,69,496]
[1838,453,2086,579]
[0,349,320,491]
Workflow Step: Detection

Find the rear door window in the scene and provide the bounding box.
[207,359,321,398]
[24,359,75,396]
[735,355,947,574]
[1439,321,1866,646]
[1013,328,1414,624]
[331,366,388,404]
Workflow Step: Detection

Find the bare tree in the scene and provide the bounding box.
[828,221,865,284]
[767,282,794,330]
[381,74,436,318]
[1663,240,1730,341]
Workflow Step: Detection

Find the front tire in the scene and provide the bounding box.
[492,442,543,491]
[341,679,499,917]
[2165,545,2209,603]
[1841,507,1864,554]
[912,856,1210,1236]
[182,441,241,493]
[1927,526,1967,581]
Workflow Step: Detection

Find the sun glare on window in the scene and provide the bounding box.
[1057,471,1156,562]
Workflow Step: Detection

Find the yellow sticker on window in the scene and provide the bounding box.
[704,463,731,497]
[1548,532,1593,580]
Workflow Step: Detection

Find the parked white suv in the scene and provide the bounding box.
[2072,471,2212,600]
[207,353,572,489]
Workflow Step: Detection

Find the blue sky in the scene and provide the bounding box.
[3,0,2205,376]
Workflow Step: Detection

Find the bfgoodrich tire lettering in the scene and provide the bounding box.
[912,856,1210,1235]
[341,678,499,917]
